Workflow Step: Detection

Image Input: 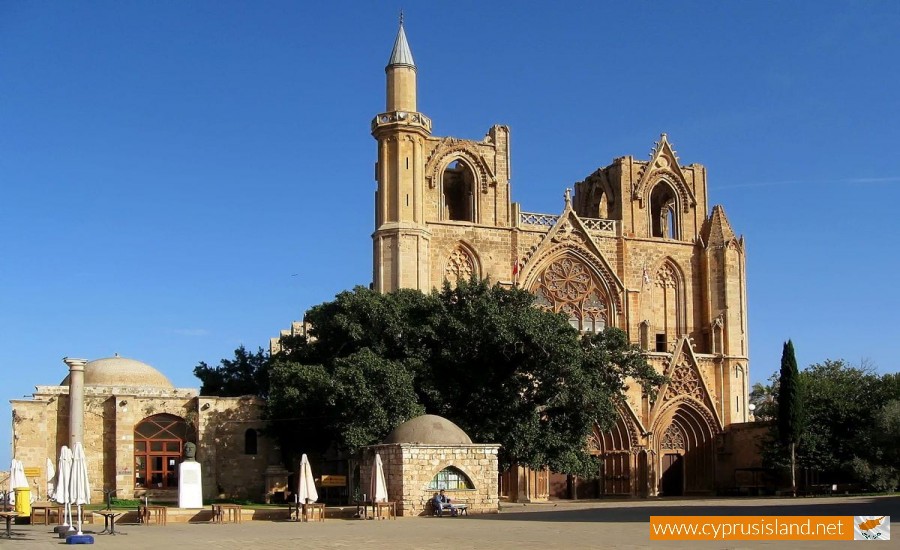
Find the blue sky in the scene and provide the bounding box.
[2,1,898,467]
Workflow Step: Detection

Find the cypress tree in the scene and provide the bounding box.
[778,339,803,496]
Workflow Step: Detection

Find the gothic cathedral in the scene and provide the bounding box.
[372,23,749,498]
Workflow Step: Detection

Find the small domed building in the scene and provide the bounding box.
[361,414,499,516]
[11,355,275,502]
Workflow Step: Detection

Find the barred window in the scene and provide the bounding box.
[427,466,474,490]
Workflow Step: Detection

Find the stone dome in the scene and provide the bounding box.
[60,355,174,389]
[383,414,473,445]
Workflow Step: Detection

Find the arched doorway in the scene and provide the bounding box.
[655,401,717,496]
[596,415,633,496]
[134,413,189,490]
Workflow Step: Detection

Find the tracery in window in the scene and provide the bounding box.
[531,255,609,333]
[445,246,475,284]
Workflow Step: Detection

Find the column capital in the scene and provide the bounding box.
[63,357,88,371]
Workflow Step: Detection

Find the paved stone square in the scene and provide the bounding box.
[3,496,896,549]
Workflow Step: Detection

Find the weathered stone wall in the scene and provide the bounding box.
[362,443,499,516]
[11,386,272,503]
[196,396,273,500]
[717,421,769,490]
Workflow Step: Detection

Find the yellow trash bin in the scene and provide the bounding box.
[14,487,32,517]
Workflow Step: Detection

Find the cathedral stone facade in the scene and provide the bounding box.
[371,23,750,498]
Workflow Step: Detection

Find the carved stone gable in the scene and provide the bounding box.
[551,219,586,245]
[664,362,704,402]
[632,134,696,211]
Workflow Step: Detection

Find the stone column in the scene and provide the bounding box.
[64,357,88,447]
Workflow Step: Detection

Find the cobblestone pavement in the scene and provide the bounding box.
[2,495,896,549]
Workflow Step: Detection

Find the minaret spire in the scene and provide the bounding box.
[388,14,415,69]
[371,15,432,293]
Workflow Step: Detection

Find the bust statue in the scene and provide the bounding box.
[184,442,197,461]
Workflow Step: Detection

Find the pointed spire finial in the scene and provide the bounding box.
[387,12,415,68]
[564,188,572,207]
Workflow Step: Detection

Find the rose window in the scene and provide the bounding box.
[543,258,591,303]
[532,256,610,333]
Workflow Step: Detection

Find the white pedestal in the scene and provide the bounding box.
[178,461,203,508]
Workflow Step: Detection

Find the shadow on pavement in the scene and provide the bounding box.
[485,496,900,523]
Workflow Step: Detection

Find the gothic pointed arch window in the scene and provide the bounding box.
[442,159,476,222]
[652,259,685,347]
[530,255,611,333]
[650,181,679,239]
[445,245,477,285]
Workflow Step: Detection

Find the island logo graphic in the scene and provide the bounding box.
[854,516,890,540]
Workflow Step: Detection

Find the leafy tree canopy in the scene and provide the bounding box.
[762,358,900,491]
[267,279,664,476]
[194,345,270,398]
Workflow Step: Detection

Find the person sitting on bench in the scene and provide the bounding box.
[432,489,456,516]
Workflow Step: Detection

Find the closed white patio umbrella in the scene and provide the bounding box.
[8,460,28,506]
[69,443,91,535]
[296,454,318,504]
[53,446,73,529]
[370,453,388,503]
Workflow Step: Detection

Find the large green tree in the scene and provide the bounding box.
[194,345,271,397]
[777,340,803,496]
[762,359,899,492]
[265,279,664,476]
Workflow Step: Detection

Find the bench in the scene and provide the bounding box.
[431,502,468,517]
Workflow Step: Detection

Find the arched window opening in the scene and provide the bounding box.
[134,413,188,489]
[245,429,258,455]
[428,466,474,490]
[650,183,678,239]
[531,256,611,334]
[597,190,609,218]
[653,261,684,345]
[442,160,475,222]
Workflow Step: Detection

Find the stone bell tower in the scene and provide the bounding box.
[371,18,433,292]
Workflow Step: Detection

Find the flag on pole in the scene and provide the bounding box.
[512,259,519,285]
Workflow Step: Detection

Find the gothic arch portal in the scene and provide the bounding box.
[652,399,718,496]
[591,406,643,496]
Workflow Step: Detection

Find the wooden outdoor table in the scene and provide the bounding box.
[30,503,64,525]
[0,511,19,538]
[302,502,325,522]
[217,504,242,523]
[138,505,167,525]
[373,501,396,520]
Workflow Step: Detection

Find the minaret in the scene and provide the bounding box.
[371,16,433,293]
